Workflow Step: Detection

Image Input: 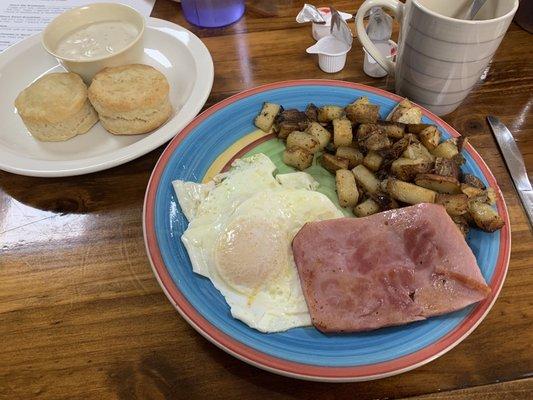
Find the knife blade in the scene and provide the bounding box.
[487,115,533,227]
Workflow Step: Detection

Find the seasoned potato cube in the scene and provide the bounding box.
[407,123,433,134]
[431,140,459,159]
[333,118,353,147]
[414,173,461,194]
[457,136,469,152]
[283,146,313,171]
[434,157,460,180]
[462,173,486,189]
[418,125,440,150]
[390,158,433,181]
[363,150,383,172]
[354,198,380,217]
[275,109,310,139]
[305,103,318,122]
[351,96,370,106]
[461,183,485,198]
[286,131,320,154]
[370,192,399,210]
[403,142,434,162]
[386,178,436,204]
[254,102,281,132]
[345,103,380,124]
[451,215,470,237]
[336,146,363,168]
[352,164,380,194]
[468,200,505,232]
[377,121,405,139]
[357,124,391,151]
[318,105,344,122]
[435,193,469,216]
[485,187,497,205]
[305,122,331,149]
[320,153,349,173]
[336,169,359,207]
[389,99,423,124]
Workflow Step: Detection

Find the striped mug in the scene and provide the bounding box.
[355,0,519,115]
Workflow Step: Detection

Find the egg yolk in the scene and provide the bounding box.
[214,218,287,294]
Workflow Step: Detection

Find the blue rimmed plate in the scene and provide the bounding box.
[143,80,510,382]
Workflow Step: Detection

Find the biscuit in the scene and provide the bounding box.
[88,64,172,135]
[14,72,98,141]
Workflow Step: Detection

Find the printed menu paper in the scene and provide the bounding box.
[0,0,156,52]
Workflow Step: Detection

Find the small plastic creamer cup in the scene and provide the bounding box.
[306,35,351,74]
[42,3,145,83]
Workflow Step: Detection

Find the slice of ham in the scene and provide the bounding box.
[292,203,491,333]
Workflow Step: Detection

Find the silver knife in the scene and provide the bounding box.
[487,116,533,227]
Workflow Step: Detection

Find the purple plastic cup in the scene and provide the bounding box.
[181,0,245,28]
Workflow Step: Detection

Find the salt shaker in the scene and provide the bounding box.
[363,7,394,78]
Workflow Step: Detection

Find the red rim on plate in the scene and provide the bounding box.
[143,80,511,381]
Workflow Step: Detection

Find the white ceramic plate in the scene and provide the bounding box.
[0,18,213,177]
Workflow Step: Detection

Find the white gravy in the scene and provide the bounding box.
[55,21,138,60]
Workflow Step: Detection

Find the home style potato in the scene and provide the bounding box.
[253,97,504,233]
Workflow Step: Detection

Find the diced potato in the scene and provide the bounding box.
[333,118,353,147]
[462,173,486,189]
[363,150,383,172]
[354,198,380,217]
[286,131,320,154]
[352,165,380,194]
[406,123,433,134]
[414,173,461,194]
[386,178,436,204]
[377,121,405,139]
[452,152,466,166]
[275,109,310,139]
[431,140,459,159]
[389,99,423,124]
[485,187,497,205]
[434,157,460,180]
[254,102,281,132]
[335,169,359,207]
[283,146,313,171]
[457,136,469,152]
[318,105,344,122]
[357,124,391,151]
[468,200,505,232]
[370,192,399,210]
[402,142,435,162]
[390,158,433,181]
[380,178,389,193]
[351,96,370,106]
[435,193,469,216]
[305,103,318,122]
[336,146,363,168]
[306,122,331,149]
[418,126,440,150]
[461,183,485,198]
[345,103,380,124]
[320,153,349,173]
[451,215,470,237]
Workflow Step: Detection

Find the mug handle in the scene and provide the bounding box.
[355,0,404,74]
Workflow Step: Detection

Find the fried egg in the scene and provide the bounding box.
[173,153,343,332]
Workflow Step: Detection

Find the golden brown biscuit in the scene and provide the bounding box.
[14,72,98,141]
[88,64,172,135]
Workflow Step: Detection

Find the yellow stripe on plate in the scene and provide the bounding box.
[202,129,270,183]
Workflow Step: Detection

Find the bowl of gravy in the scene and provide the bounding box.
[42,3,145,82]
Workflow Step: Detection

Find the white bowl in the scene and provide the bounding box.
[42,3,145,82]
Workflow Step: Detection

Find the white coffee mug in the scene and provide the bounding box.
[355,0,519,115]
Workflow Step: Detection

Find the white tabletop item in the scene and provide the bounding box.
[355,0,518,115]
[296,4,352,41]
[306,35,351,73]
[0,18,213,177]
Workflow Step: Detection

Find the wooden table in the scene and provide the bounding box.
[1,1,531,399]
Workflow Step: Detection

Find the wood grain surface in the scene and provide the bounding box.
[0,1,532,399]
